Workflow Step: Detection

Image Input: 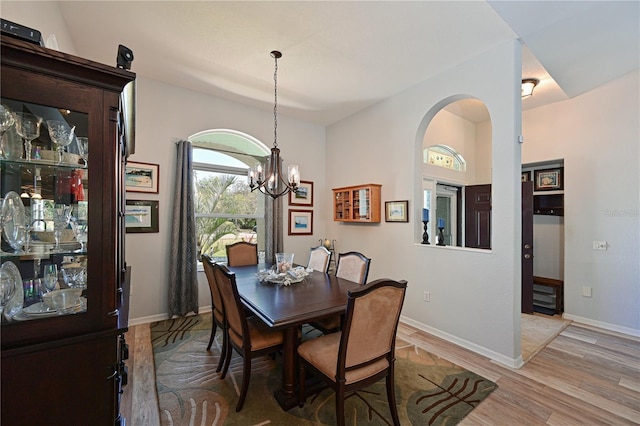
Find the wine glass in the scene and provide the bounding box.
[0,105,15,159]
[76,137,88,167]
[46,120,76,164]
[70,217,88,252]
[0,268,15,318]
[52,204,72,252]
[43,264,59,293]
[14,112,42,161]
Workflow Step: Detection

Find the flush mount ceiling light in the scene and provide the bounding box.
[248,51,300,199]
[521,78,539,98]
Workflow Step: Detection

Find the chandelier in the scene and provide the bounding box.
[248,50,300,198]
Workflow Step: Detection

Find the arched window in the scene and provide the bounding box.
[423,144,466,171]
[190,129,269,262]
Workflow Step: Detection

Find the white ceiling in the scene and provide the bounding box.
[55,1,639,125]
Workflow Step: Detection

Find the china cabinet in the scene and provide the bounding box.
[0,36,134,425]
[333,184,381,223]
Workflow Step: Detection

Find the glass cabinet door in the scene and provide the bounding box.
[1,99,89,324]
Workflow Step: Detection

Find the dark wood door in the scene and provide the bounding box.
[465,184,491,249]
[522,181,534,314]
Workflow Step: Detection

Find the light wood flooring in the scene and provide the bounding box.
[121,320,640,425]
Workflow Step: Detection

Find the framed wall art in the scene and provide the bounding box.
[125,200,159,233]
[385,200,409,222]
[534,167,563,191]
[289,180,314,206]
[288,209,313,236]
[125,161,159,193]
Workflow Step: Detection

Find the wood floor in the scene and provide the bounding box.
[121,320,640,425]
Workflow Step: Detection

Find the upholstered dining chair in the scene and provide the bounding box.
[201,254,229,373]
[310,251,371,334]
[298,278,408,426]
[213,262,284,412]
[307,245,332,273]
[226,241,258,267]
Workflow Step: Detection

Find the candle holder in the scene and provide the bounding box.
[421,221,430,244]
[436,227,446,246]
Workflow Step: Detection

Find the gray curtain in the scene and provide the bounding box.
[264,155,284,263]
[168,140,198,317]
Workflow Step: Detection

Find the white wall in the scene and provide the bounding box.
[522,70,640,335]
[326,41,524,366]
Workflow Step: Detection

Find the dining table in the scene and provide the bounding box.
[228,263,361,411]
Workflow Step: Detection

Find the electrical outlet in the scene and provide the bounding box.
[582,286,592,297]
[593,241,607,250]
[424,291,430,302]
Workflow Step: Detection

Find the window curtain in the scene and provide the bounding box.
[168,140,198,317]
[264,155,284,263]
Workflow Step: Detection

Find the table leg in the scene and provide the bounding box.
[274,325,300,410]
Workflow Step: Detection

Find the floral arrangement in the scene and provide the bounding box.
[256,266,311,286]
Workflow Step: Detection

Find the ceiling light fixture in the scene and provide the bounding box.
[248,50,300,199]
[521,78,539,98]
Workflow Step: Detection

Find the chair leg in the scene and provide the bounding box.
[216,326,228,373]
[298,359,306,407]
[220,337,233,379]
[336,383,346,426]
[386,369,400,426]
[207,320,217,351]
[236,352,252,412]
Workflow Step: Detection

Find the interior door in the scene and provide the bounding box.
[464,184,491,249]
[521,181,534,314]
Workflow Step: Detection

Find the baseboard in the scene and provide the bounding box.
[128,307,212,327]
[400,315,522,369]
[562,313,640,338]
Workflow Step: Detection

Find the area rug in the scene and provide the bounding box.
[151,314,497,425]
[520,313,571,363]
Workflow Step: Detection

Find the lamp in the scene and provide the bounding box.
[521,78,539,98]
[248,51,300,199]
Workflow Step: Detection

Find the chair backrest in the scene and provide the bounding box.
[202,254,224,319]
[308,246,332,273]
[212,263,249,348]
[226,242,258,267]
[336,251,371,284]
[338,279,407,375]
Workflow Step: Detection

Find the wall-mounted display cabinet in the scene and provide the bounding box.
[1,35,134,425]
[333,184,381,223]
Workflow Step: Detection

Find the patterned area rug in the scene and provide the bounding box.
[151,314,497,425]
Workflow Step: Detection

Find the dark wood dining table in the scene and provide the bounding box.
[228,263,361,410]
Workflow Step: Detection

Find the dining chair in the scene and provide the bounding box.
[298,278,408,426]
[225,241,258,267]
[310,251,371,333]
[213,262,284,412]
[307,245,332,273]
[201,254,229,373]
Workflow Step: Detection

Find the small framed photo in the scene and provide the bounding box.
[125,161,159,193]
[385,200,409,222]
[125,200,159,233]
[534,167,563,191]
[521,171,531,182]
[288,209,313,236]
[289,180,313,207]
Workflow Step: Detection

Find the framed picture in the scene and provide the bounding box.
[385,200,409,222]
[521,171,531,182]
[534,167,564,191]
[125,161,159,193]
[289,180,314,206]
[288,209,313,236]
[125,200,159,233]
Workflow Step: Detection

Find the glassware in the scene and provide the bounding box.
[14,112,42,161]
[52,204,72,252]
[70,217,88,252]
[46,120,76,164]
[43,264,59,293]
[76,137,88,167]
[0,268,15,318]
[0,105,15,158]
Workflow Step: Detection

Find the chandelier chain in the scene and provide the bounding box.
[273,54,278,149]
